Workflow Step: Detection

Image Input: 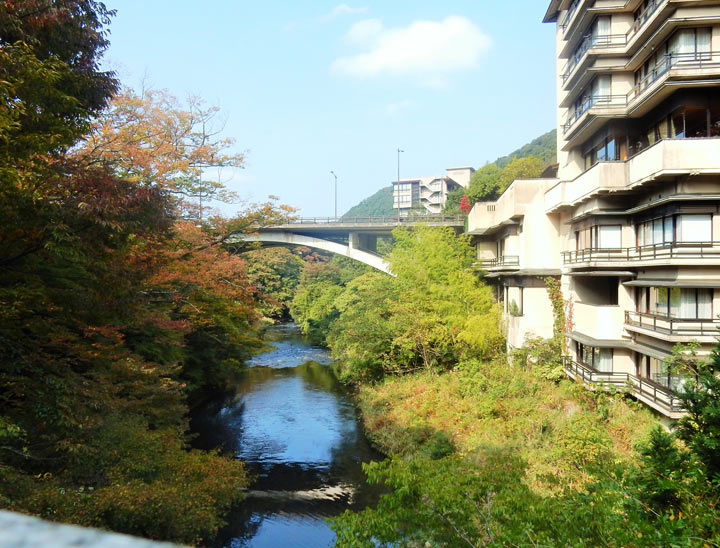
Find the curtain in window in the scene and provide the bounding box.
[698,289,713,318]
[598,225,621,248]
[664,217,674,243]
[677,215,712,243]
[597,348,613,372]
[697,28,711,56]
[593,16,611,41]
[670,29,696,56]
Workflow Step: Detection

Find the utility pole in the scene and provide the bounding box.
[330,170,338,219]
[397,148,404,222]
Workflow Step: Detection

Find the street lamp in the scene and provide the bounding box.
[330,170,338,219]
[396,148,404,222]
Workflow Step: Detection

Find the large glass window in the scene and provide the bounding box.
[576,225,623,249]
[634,28,712,96]
[638,287,713,319]
[577,342,613,372]
[677,214,712,243]
[637,214,711,247]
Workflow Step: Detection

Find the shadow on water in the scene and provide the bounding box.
[190,323,382,548]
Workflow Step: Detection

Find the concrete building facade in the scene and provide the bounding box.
[469,0,720,418]
[392,167,474,215]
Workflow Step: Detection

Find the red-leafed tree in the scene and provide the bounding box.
[459,194,471,214]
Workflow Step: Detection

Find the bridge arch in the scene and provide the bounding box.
[234,231,392,275]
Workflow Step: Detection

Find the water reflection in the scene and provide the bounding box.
[191,324,380,548]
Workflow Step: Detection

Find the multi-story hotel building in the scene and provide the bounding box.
[469,0,720,418]
[393,167,474,215]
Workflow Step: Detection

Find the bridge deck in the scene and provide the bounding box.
[261,215,466,232]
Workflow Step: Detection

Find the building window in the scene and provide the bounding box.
[576,224,622,249]
[677,214,712,243]
[577,342,613,372]
[583,130,627,169]
[634,28,711,96]
[506,286,523,317]
[636,214,711,247]
[637,287,713,319]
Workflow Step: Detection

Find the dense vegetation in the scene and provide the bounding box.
[494,128,557,168]
[0,2,295,544]
[288,225,720,547]
[291,227,503,382]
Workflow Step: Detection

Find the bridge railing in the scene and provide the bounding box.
[275,214,467,225]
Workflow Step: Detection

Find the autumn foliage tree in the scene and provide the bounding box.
[0,3,293,543]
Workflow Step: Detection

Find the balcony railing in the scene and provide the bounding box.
[277,214,467,225]
[562,34,627,83]
[562,242,720,264]
[560,0,583,33]
[625,311,720,337]
[627,0,664,40]
[563,94,627,134]
[628,51,720,104]
[477,255,520,268]
[563,357,683,415]
[563,52,720,136]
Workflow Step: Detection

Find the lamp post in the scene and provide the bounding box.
[396,148,404,222]
[330,170,338,219]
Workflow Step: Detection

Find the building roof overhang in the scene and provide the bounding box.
[543,0,562,23]
[624,279,720,288]
[566,271,637,277]
[485,269,562,278]
[566,331,671,359]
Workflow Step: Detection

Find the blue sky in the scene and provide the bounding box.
[102,1,557,217]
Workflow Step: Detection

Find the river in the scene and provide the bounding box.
[191,323,382,548]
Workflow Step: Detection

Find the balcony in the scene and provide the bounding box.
[563,94,627,135]
[548,138,720,212]
[563,241,720,266]
[625,311,720,341]
[476,255,520,270]
[562,33,627,85]
[627,51,720,107]
[544,161,626,211]
[627,0,669,43]
[563,357,683,417]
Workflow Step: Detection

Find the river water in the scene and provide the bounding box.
[191,323,381,548]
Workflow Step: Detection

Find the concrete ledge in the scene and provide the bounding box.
[0,511,187,548]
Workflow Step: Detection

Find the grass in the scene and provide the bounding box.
[356,358,661,492]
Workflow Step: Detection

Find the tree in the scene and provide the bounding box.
[459,194,471,214]
[72,88,245,218]
[0,0,117,165]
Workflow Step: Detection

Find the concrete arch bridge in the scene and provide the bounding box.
[229,215,466,275]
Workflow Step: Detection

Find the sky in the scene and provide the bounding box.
[101,1,558,217]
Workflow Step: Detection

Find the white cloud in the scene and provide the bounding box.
[321,4,368,21]
[345,18,383,44]
[331,16,491,80]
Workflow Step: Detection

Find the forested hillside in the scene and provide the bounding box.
[494,128,557,167]
[343,185,394,217]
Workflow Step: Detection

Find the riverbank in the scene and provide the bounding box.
[352,358,660,491]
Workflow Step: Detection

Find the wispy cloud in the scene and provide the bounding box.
[285,4,368,32]
[331,16,491,83]
[321,4,368,20]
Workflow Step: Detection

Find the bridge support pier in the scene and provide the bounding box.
[349,232,377,254]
